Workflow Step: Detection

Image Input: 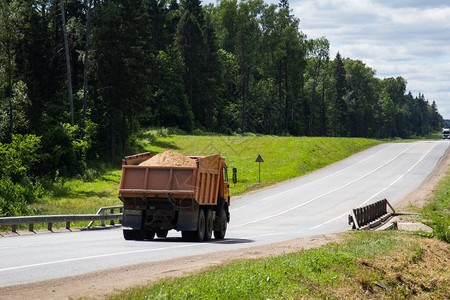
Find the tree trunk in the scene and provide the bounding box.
[189,66,193,111]
[321,73,326,135]
[242,70,249,132]
[309,59,322,136]
[7,39,13,142]
[110,112,115,161]
[277,62,283,133]
[284,61,289,133]
[82,0,92,137]
[60,0,74,125]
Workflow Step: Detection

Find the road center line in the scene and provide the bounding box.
[232,143,416,227]
[230,144,395,212]
[308,143,438,230]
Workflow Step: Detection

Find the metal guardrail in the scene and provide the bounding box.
[348,199,395,230]
[87,205,123,228]
[0,206,123,233]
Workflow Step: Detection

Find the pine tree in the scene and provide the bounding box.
[177,0,206,127]
[333,52,347,136]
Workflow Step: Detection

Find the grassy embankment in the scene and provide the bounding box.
[422,164,450,243]
[108,232,449,300]
[30,130,381,217]
[106,154,450,300]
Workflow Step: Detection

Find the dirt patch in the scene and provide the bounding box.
[337,237,450,299]
[244,182,276,191]
[139,150,196,167]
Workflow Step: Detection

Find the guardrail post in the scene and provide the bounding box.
[66,221,70,230]
[100,208,105,227]
[352,209,360,229]
[29,223,34,232]
[12,225,16,233]
[48,222,53,231]
[386,199,395,214]
[109,208,114,225]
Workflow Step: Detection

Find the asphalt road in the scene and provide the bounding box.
[0,141,448,288]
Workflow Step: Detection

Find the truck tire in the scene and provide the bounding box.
[214,208,227,240]
[134,229,146,241]
[181,209,207,242]
[123,229,136,240]
[146,230,156,240]
[135,229,155,241]
[195,209,206,242]
[181,231,195,241]
[156,230,168,238]
[204,209,213,241]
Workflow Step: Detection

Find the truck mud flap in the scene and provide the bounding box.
[177,206,199,231]
[123,209,142,230]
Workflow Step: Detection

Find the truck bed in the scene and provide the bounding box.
[119,154,222,205]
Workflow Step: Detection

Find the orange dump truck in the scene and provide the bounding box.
[118,151,234,242]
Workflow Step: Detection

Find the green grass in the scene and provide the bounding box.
[422,166,450,243]
[30,169,122,216]
[29,131,380,217]
[382,131,444,143]
[15,169,123,230]
[107,231,421,300]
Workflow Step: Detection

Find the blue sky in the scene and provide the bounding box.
[206,0,450,119]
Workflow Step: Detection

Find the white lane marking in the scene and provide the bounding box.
[230,144,395,212]
[0,231,287,273]
[232,143,416,228]
[0,243,198,272]
[309,142,438,230]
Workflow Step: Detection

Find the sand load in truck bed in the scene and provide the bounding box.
[139,149,197,167]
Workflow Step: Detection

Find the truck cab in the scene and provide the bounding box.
[443,128,449,139]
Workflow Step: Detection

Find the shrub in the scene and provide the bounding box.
[0,134,42,216]
[0,177,36,216]
[39,123,94,177]
[430,216,450,243]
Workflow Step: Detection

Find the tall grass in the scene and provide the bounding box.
[422,167,450,243]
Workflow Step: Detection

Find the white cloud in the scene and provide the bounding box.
[291,0,450,118]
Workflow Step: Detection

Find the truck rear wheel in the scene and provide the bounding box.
[195,209,206,242]
[134,229,155,241]
[146,230,155,240]
[204,209,213,241]
[134,230,145,241]
[123,229,136,240]
[181,231,195,241]
[156,230,168,238]
[181,209,207,242]
[214,208,227,240]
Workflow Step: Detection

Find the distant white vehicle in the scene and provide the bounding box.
[443,128,450,139]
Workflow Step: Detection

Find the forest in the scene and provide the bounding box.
[0,0,444,216]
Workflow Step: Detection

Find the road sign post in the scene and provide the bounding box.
[255,154,264,183]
